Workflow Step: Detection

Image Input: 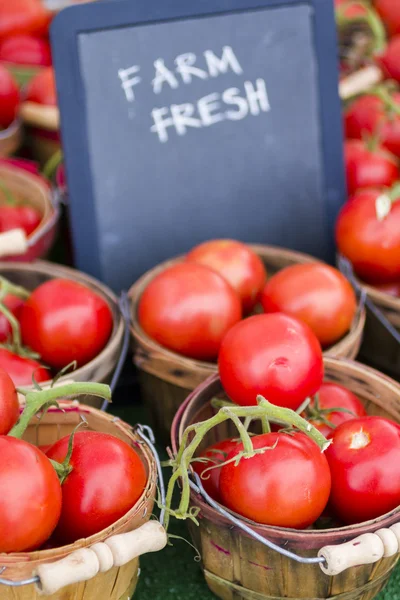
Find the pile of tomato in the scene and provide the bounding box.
[0,275,113,385]
[0,369,148,553]
[190,310,400,530]
[138,239,357,361]
[335,0,400,295]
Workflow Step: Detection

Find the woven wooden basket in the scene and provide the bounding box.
[20,102,60,166]
[0,400,158,600]
[0,163,58,261]
[129,245,366,443]
[0,261,124,405]
[0,119,22,158]
[171,357,400,600]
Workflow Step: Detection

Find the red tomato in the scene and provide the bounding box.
[261,264,357,348]
[0,348,48,386]
[20,279,113,370]
[335,0,368,18]
[345,93,400,158]
[192,438,239,502]
[0,63,19,129]
[0,436,62,552]
[219,432,331,528]
[218,313,323,409]
[344,139,399,196]
[373,280,400,297]
[138,263,242,361]
[47,431,147,543]
[0,293,25,342]
[38,443,53,454]
[25,66,56,106]
[0,35,51,67]
[186,240,267,314]
[375,0,400,35]
[326,417,400,524]
[378,36,400,84]
[0,157,40,175]
[0,366,19,435]
[306,383,367,437]
[0,204,42,236]
[0,0,52,39]
[336,189,400,283]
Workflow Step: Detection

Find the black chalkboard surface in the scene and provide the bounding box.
[51,0,345,292]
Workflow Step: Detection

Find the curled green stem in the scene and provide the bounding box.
[9,382,111,439]
[0,276,30,301]
[42,149,63,181]
[336,2,387,55]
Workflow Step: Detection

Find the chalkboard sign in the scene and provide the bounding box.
[51,0,345,292]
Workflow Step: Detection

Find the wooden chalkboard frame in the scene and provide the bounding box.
[51,0,344,287]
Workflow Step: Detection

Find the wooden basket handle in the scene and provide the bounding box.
[318,523,400,576]
[0,229,28,257]
[35,520,167,595]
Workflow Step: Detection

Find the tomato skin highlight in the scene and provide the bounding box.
[336,189,400,284]
[326,417,400,524]
[219,432,331,528]
[138,263,242,361]
[0,35,52,67]
[186,239,267,314]
[192,438,239,502]
[0,293,24,342]
[20,279,113,369]
[0,348,48,386]
[307,383,367,438]
[0,436,62,552]
[344,139,399,196]
[218,313,323,409]
[47,431,148,544]
[0,204,42,236]
[0,366,19,435]
[260,263,357,348]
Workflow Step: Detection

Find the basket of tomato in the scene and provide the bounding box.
[0,261,125,402]
[129,241,366,442]
[169,343,400,600]
[0,373,166,599]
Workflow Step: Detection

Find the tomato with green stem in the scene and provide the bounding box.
[344,138,399,196]
[192,438,239,502]
[326,416,400,524]
[0,348,48,386]
[219,431,331,528]
[218,313,324,409]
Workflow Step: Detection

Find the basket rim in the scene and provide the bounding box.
[0,260,124,383]
[1,400,157,565]
[129,244,366,374]
[171,356,400,546]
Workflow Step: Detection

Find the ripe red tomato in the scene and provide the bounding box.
[0,157,40,175]
[260,264,357,348]
[0,204,42,236]
[0,366,19,435]
[186,240,267,314]
[306,383,367,437]
[219,432,331,528]
[47,431,147,543]
[373,280,400,297]
[378,36,400,84]
[192,438,239,502]
[138,263,242,361]
[0,35,52,67]
[218,313,323,409]
[25,66,56,106]
[0,348,48,386]
[344,139,399,196]
[326,417,400,524]
[336,189,400,283]
[20,279,113,369]
[345,93,400,158]
[0,64,19,129]
[0,436,62,552]
[375,0,400,35]
[336,0,368,18]
[0,293,24,342]
[0,0,52,39]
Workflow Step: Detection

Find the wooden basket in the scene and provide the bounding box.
[171,357,400,600]
[0,261,125,405]
[0,119,22,158]
[0,400,159,600]
[0,163,58,261]
[20,102,60,166]
[129,245,366,443]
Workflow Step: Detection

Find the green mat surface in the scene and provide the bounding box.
[112,401,400,600]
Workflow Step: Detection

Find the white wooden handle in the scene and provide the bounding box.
[339,65,383,100]
[0,229,27,257]
[319,523,400,576]
[35,521,167,595]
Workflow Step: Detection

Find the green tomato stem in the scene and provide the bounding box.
[0,276,31,301]
[336,2,387,55]
[0,179,17,206]
[42,149,63,181]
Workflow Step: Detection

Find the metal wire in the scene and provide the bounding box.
[101,290,131,411]
[0,567,39,588]
[27,188,62,247]
[189,473,326,566]
[136,424,166,527]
